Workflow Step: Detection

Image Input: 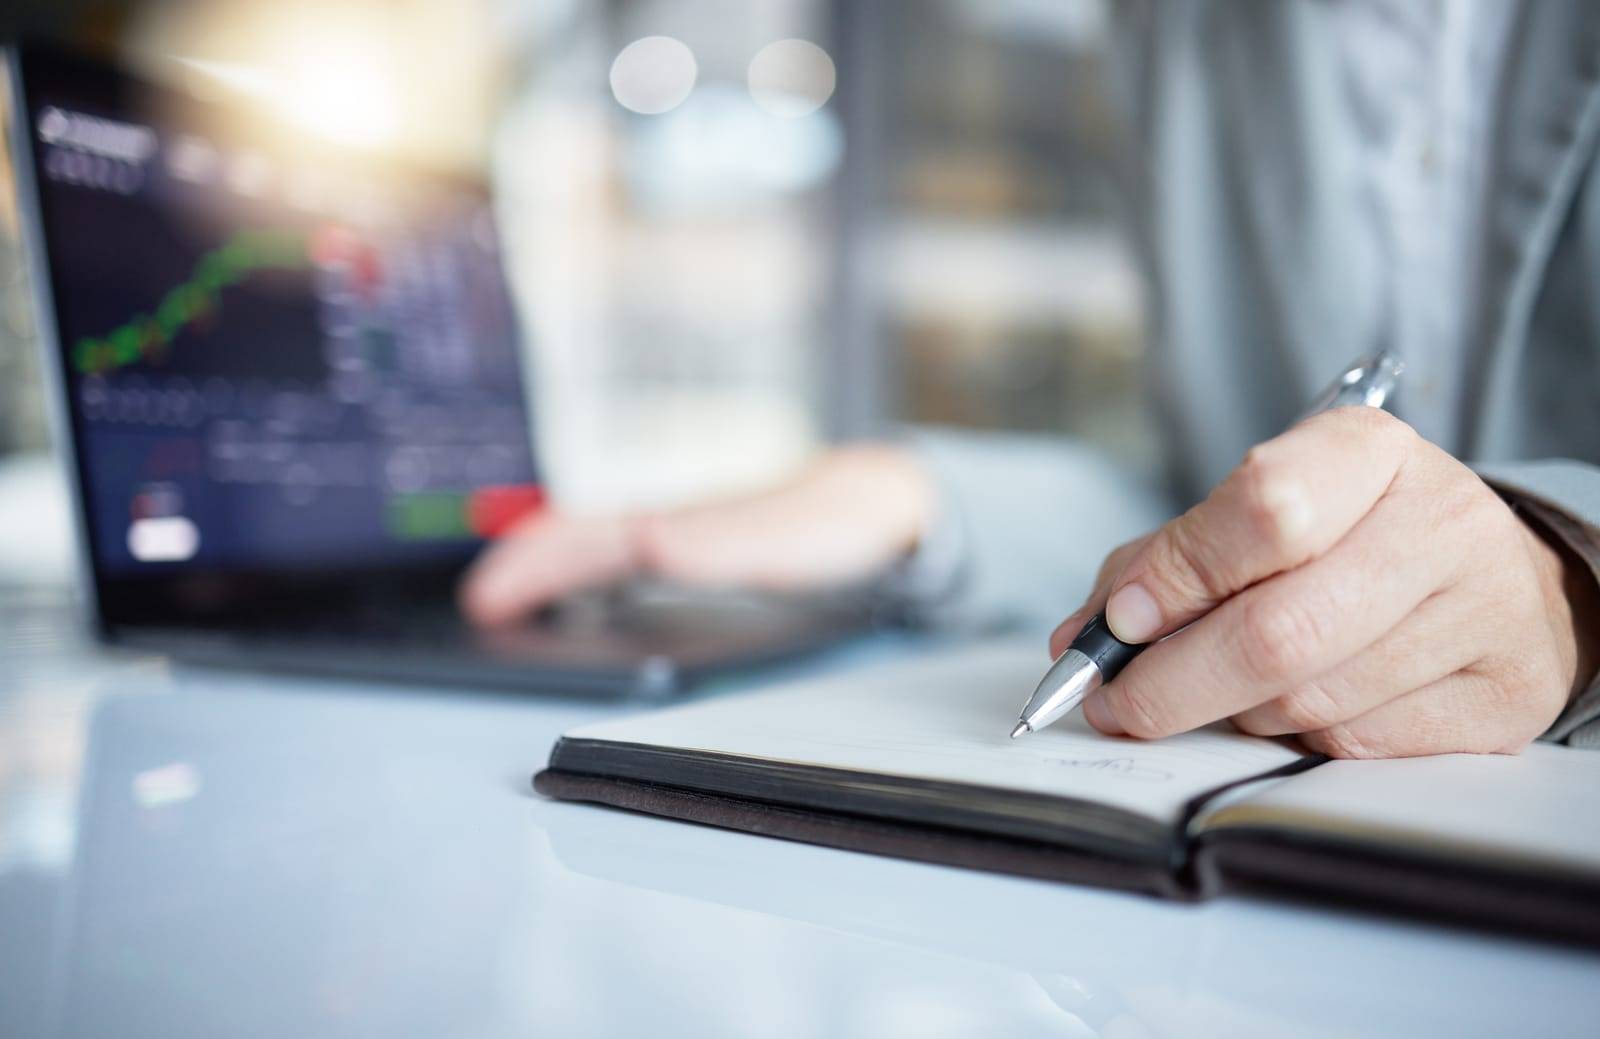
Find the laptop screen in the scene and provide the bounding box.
[11,47,542,627]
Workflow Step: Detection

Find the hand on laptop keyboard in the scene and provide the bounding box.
[458,446,933,627]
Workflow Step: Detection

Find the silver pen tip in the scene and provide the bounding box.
[1009,720,1030,740]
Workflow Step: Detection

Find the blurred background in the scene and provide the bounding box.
[0,0,1152,558]
[0,3,1154,970]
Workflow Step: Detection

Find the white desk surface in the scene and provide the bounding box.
[2,592,1598,1039]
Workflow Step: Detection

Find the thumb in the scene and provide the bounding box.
[1048,533,1154,658]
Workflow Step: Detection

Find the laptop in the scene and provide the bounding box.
[6,43,868,697]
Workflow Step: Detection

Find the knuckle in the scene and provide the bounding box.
[1234,442,1278,493]
[1437,494,1490,546]
[1236,442,1273,482]
[1315,407,1421,488]
[1236,596,1323,684]
[1438,467,1502,530]
[1481,660,1533,711]
[1304,724,1380,760]
[1231,448,1311,560]
[1233,446,1277,518]
[1407,491,1497,579]
[1148,520,1224,605]
[1469,664,1559,745]
[1108,680,1177,740]
[1274,682,1344,732]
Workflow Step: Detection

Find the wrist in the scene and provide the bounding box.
[828,443,937,557]
[1518,508,1600,701]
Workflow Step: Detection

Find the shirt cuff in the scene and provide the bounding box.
[1500,496,1600,745]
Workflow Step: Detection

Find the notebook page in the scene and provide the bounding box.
[565,640,1303,826]
[1199,743,1600,875]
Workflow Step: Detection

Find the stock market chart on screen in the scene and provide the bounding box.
[26,72,542,576]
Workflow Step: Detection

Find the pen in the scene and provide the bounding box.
[1009,350,1405,739]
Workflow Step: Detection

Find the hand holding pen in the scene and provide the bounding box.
[1015,353,1600,757]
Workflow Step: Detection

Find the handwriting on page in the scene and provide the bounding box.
[1052,758,1173,782]
[573,642,1305,823]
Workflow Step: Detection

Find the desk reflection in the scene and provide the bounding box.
[47,664,1600,1039]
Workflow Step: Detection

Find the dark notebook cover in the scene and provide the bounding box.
[536,759,1600,948]
[534,643,1600,948]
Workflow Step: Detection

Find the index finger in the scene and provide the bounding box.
[459,512,640,625]
[1103,409,1414,644]
[1083,487,1450,738]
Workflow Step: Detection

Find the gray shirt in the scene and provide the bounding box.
[911,0,1600,745]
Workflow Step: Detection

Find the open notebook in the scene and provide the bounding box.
[536,641,1600,944]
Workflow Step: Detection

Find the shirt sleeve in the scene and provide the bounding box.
[1477,460,1600,748]
[879,426,1174,635]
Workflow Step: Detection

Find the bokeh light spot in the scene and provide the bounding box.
[747,39,836,118]
[610,36,698,115]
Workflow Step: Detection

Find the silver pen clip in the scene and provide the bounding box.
[1300,350,1404,419]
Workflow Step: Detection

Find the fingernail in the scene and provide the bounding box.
[1106,583,1161,642]
[465,571,511,615]
[1082,692,1124,734]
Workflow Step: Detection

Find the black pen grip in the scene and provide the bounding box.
[1072,611,1143,682]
